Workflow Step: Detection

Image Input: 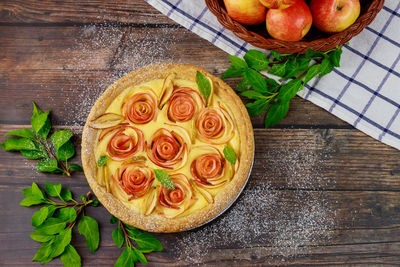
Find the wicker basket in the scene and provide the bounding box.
[205,0,385,54]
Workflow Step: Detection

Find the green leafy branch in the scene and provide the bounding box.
[111,215,164,267]
[1,101,82,176]
[221,47,343,128]
[21,182,100,267]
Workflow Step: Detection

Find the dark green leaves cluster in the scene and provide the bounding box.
[1,101,82,175]
[154,169,175,190]
[21,182,100,267]
[111,215,164,267]
[221,47,343,128]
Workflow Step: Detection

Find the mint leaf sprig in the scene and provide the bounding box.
[221,47,343,128]
[21,182,100,266]
[1,101,82,176]
[111,215,164,267]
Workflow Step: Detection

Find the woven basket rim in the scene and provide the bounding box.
[205,0,385,53]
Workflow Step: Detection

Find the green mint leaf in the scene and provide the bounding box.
[266,78,279,87]
[115,247,135,267]
[129,229,164,252]
[154,169,175,190]
[4,128,35,139]
[20,148,47,159]
[69,163,83,172]
[223,146,237,165]
[97,155,108,167]
[221,66,245,79]
[319,57,334,77]
[20,196,45,207]
[303,64,322,85]
[235,77,252,92]
[30,232,54,243]
[241,90,265,100]
[283,59,298,79]
[22,187,33,197]
[268,61,287,77]
[244,50,269,70]
[31,101,51,140]
[45,182,62,198]
[112,227,124,248]
[32,240,54,263]
[60,188,73,202]
[34,217,67,235]
[37,158,58,172]
[31,182,46,199]
[244,68,267,93]
[329,47,342,67]
[296,55,312,72]
[196,71,212,103]
[61,244,81,267]
[78,215,100,254]
[270,50,282,60]
[32,206,50,227]
[277,79,302,102]
[132,247,147,265]
[91,199,99,207]
[50,130,73,150]
[305,48,324,59]
[228,55,248,69]
[265,101,290,128]
[110,215,118,224]
[55,207,77,223]
[80,195,87,202]
[48,228,72,259]
[56,140,75,161]
[245,99,271,116]
[0,137,37,151]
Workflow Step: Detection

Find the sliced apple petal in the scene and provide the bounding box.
[90,113,124,129]
[143,186,158,216]
[205,76,214,107]
[97,165,105,186]
[159,72,176,109]
[191,181,213,204]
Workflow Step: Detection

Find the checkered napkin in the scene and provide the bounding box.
[145,0,400,150]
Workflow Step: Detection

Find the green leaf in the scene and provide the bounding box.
[283,59,298,78]
[235,77,252,92]
[32,240,54,264]
[221,66,245,79]
[0,137,37,151]
[319,57,334,77]
[154,169,175,190]
[45,182,62,198]
[48,228,72,259]
[97,155,108,167]
[34,217,67,235]
[91,199,99,207]
[112,227,124,248]
[30,232,54,243]
[266,78,279,87]
[31,182,46,199]
[296,55,312,72]
[265,101,290,128]
[241,90,265,100]
[196,71,212,103]
[270,50,282,60]
[61,244,81,267]
[21,187,33,197]
[223,146,237,165]
[268,61,287,77]
[132,247,147,265]
[245,99,271,116]
[56,140,75,161]
[50,130,73,150]
[32,206,50,227]
[4,128,35,139]
[20,196,45,206]
[277,79,302,102]
[129,230,164,252]
[31,102,51,140]
[244,50,269,70]
[78,215,99,254]
[110,215,118,224]
[305,48,324,58]
[20,148,47,159]
[228,55,248,69]
[69,163,83,172]
[244,68,267,93]
[60,188,73,202]
[303,64,321,85]
[329,47,342,67]
[37,158,59,172]
[55,207,77,223]
[114,247,135,267]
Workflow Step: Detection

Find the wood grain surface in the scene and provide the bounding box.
[0,1,399,266]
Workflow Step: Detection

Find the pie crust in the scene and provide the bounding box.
[81,63,254,232]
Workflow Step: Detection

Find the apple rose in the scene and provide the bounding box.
[112,163,154,200]
[167,87,204,122]
[159,173,194,218]
[147,128,188,170]
[102,125,144,161]
[190,146,234,188]
[195,103,235,144]
[124,90,158,124]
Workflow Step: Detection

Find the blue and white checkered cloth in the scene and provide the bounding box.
[146,0,400,150]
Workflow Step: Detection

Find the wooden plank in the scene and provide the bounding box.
[0,25,348,128]
[0,0,174,24]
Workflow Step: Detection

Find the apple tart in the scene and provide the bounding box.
[81,64,254,232]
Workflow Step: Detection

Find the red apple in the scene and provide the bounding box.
[266,0,312,41]
[259,0,296,9]
[310,0,360,33]
[224,0,267,25]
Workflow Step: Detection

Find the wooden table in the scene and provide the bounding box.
[1,1,400,266]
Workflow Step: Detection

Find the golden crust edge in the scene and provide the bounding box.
[81,63,255,233]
